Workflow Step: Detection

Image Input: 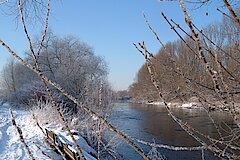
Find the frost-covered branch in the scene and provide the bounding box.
[0,21,149,160]
[222,0,240,25]
[9,108,35,160]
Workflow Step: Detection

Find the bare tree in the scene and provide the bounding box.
[132,1,240,159]
[0,1,149,159]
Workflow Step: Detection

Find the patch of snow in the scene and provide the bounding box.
[68,145,76,152]
[146,101,165,105]
[179,102,202,109]
[92,115,98,121]
[146,101,203,109]
[57,131,97,158]
[0,103,97,160]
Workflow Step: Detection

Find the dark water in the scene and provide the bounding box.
[108,103,235,160]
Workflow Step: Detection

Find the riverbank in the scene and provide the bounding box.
[132,95,240,111]
[146,101,203,109]
[132,96,203,109]
[0,102,97,160]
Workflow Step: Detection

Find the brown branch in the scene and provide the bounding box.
[18,0,36,57]
[9,108,35,160]
[178,0,234,113]
[32,113,45,135]
[32,113,66,159]
[0,39,149,160]
[179,0,240,132]
[133,137,206,151]
[36,0,51,57]
[18,0,87,158]
[143,13,165,48]
[170,17,239,82]
[161,12,196,53]
[97,80,103,160]
[222,0,240,25]
[33,142,55,160]
[136,42,239,159]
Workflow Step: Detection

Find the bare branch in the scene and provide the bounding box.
[0,38,149,160]
[222,0,240,25]
[143,13,165,48]
[9,108,35,160]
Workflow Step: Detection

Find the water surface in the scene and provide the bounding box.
[109,103,235,160]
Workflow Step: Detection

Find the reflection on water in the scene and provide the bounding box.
[109,103,235,160]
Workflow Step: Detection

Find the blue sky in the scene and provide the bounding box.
[0,0,225,90]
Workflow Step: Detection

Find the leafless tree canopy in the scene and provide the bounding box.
[130,15,240,104]
[131,1,240,159]
[0,0,240,160]
[1,33,109,105]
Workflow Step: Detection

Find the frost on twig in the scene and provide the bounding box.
[147,140,167,160]
[9,108,35,160]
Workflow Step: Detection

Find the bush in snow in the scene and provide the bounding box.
[69,113,123,160]
[30,100,62,125]
[30,100,123,159]
[147,146,167,160]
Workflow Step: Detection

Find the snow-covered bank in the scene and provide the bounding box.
[171,102,202,109]
[146,101,203,109]
[45,125,97,159]
[0,103,97,160]
[0,102,52,160]
[146,101,165,106]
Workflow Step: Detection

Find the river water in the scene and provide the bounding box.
[108,103,235,160]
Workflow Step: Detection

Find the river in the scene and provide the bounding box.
[109,103,235,160]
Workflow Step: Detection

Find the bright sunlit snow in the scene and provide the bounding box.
[0,103,96,160]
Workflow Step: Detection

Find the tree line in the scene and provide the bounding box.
[1,0,240,159]
[0,31,113,107]
[129,12,240,104]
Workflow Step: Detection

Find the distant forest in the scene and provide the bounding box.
[129,12,240,103]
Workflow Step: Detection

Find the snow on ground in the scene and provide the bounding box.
[56,130,97,157]
[46,126,97,159]
[146,101,165,105]
[178,102,202,109]
[147,101,203,109]
[0,103,96,160]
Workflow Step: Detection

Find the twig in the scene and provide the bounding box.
[222,0,240,25]
[36,0,51,57]
[134,138,206,151]
[9,108,35,160]
[135,41,239,159]
[0,38,149,160]
[178,0,234,114]
[18,0,87,158]
[33,142,55,160]
[32,113,66,159]
[143,13,165,48]
[97,80,103,160]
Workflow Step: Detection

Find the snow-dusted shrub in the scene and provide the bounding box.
[30,99,123,159]
[68,110,123,159]
[8,81,47,108]
[147,146,167,160]
[30,100,62,125]
[100,134,123,160]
